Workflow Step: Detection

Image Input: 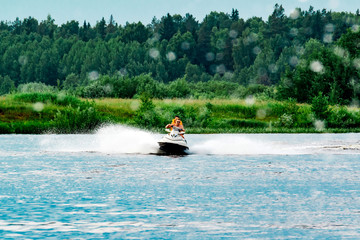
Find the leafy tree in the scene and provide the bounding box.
[57,20,79,38]
[135,74,163,98]
[159,13,177,41]
[249,46,276,85]
[311,92,329,120]
[167,31,196,60]
[121,22,150,43]
[180,13,198,36]
[134,93,162,128]
[63,73,80,90]
[337,28,360,58]
[79,21,96,41]
[1,44,21,84]
[106,15,117,36]
[278,38,357,104]
[167,77,191,98]
[0,6,358,103]
[0,75,15,95]
[95,17,106,39]
[267,4,288,37]
[185,62,204,82]
[22,17,38,34]
[231,9,239,21]
[11,17,23,34]
[38,15,56,38]
[196,20,212,70]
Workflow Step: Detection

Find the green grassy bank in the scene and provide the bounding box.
[1,92,359,134]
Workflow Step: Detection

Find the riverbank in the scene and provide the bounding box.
[0,93,359,134]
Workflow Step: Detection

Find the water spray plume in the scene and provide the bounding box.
[95,125,158,154]
[40,125,159,154]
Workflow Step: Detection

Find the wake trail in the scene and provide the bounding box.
[39,125,360,155]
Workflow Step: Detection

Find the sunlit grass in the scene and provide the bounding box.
[1,95,360,134]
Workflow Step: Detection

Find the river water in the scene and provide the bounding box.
[0,125,360,239]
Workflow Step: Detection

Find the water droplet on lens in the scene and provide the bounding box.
[245,95,255,105]
[149,48,160,59]
[289,9,300,19]
[290,28,298,37]
[18,56,28,66]
[181,41,190,50]
[324,23,335,33]
[256,109,267,119]
[118,68,128,76]
[253,46,261,55]
[323,33,333,43]
[88,71,99,81]
[353,58,360,70]
[33,102,44,112]
[229,30,238,38]
[289,56,299,67]
[216,64,226,75]
[309,61,324,74]
[205,52,215,62]
[166,51,176,61]
[351,25,359,32]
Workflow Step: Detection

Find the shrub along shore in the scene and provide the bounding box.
[0,92,359,134]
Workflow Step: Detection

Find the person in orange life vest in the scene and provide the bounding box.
[171,115,183,128]
[166,119,185,138]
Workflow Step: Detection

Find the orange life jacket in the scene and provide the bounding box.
[171,119,183,125]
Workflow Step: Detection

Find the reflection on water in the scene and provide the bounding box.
[0,126,359,238]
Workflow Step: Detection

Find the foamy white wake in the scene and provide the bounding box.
[39,125,360,155]
[190,136,299,155]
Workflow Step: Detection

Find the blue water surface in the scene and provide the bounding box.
[0,132,359,239]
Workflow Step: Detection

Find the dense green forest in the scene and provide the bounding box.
[0,4,360,105]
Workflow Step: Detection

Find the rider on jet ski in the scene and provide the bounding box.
[158,117,189,154]
[166,118,185,137]
[170,116,183,128]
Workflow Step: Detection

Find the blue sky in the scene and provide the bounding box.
[0,0,358,25]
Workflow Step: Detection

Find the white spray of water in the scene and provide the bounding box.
[94,125,159,154]
[40,125,159,154]
[39,125,360,155]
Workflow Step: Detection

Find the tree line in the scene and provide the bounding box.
[0,4,359,104]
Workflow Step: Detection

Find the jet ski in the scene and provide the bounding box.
[158,128,189,155]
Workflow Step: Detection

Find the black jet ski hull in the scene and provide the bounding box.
[158,142,189,155]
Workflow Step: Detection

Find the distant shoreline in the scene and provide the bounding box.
[1,94,359,134]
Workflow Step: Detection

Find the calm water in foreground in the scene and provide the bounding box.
[0,125,360,239]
